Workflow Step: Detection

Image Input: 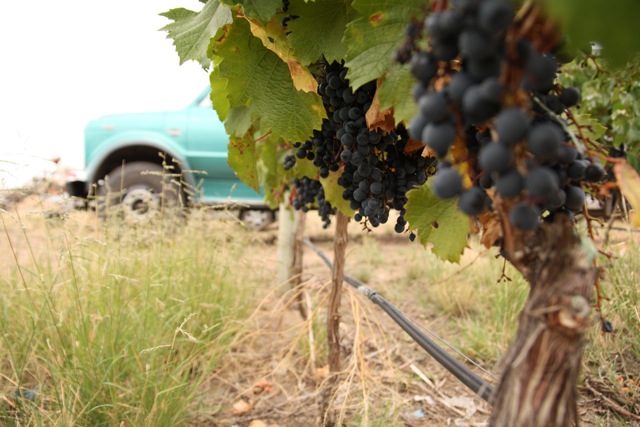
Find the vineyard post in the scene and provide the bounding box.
[277,202,307,318]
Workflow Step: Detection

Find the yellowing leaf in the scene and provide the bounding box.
[320,171,356,218]
[245,17,317,93]
[613,160,640,227]
[228,135,260,192]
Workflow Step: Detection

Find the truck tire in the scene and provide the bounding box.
[97,161,184,220]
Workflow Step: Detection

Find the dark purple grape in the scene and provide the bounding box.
[495,169,524,197]
[545,188,566,210]
[558,144,578,164]
[462,84,501,124]
[585,162,605,182]
[494,108,530,145]
[522,53,558,92]
[296,147,307,159]
[448,72,474,105]
[422,121,456,158]
[526,123,564,163]
[479,142,512,173]
[370,182,383,195]
[559,87,581,108]
[459,29,495,61]
[479,77,503,104]
[458,186,486,215]
[432,167,463,199]
[410,51,438,84]
[432,38,460,61]
[525,166,559,200]
[439,9,464,37]
[564,185,585,211]
[353,188,367,202]
[408,114,428,140]
[509,202,540,231]
[412,82,428,102]
[418,92,449,123]
[478,0,514,35]
[567,160,588,180]
[467,56,502,82]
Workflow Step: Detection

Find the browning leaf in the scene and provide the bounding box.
[245,17,317,93]
[404,138,427,155]
[366,83,396,133]
[479,211,503,248]
[613,160,640,227]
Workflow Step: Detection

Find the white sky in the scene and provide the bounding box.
[0,0,209,188]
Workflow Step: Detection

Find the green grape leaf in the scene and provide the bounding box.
[320,171,355,217]
[286,0,358,65]
[544,0,640,67]
[256,137,286,208]
[209,67,230,120]
[225,106,253,136]
[343,0,423,90]
[228,135,260,192]
[293,158,318,180]
[221,0,281,23]
[570,113,607,143]
[211,19,326,142]
[404,184,470,262]
[160,8,197,21]
[161,0,233,67]
[378,63,418,126]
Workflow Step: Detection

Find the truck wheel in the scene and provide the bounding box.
[240,209,275,231]
[97,162,184,220]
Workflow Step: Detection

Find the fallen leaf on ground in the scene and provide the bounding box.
[248,420,280,427]
[231,399,253,415]
[316,365,330,381]
[253,378,274,394]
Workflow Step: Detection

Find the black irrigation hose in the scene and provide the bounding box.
[303,238,495,403]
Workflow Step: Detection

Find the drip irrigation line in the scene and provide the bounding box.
[303,237,495,403]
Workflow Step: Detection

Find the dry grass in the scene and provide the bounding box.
[0,195,638,426]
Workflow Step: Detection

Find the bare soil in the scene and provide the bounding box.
[191,213,640,427]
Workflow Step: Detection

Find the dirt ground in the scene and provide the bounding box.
[191,212,640,427]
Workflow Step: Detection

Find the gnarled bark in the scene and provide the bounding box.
[490,215,598,427]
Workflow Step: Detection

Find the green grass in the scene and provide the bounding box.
[0,206,266,426]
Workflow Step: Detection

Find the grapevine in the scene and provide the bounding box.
[161,0,640,424]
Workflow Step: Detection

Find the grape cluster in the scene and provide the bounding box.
[406,0,605,232]
[291,176,335,228]
[284,61,436,232]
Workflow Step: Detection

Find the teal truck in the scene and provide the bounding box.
[66,88,275,229]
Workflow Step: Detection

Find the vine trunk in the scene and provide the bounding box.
[490,215,598,426]
[322,211,349,426]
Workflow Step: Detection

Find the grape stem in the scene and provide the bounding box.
[497,258,512,283]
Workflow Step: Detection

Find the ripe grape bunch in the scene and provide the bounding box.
[406,0,606,232]
[285,61,435,231]
[291,176,335,229]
